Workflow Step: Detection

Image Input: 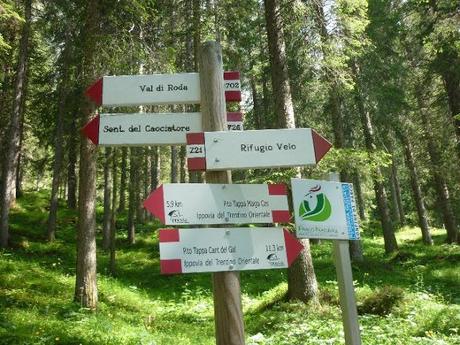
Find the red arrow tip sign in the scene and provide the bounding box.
[312,129,332,163]
[80,115,100,145]
[143,185,165,223]
[283,229,304,266]
[85,78,103,106]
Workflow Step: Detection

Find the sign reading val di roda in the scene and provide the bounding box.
[158,227,303,274]
[291,178,360,240]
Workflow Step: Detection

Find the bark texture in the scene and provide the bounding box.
[265,0,319,302]
[0,0,32,248]
[199,42,245,345]
[398,131,433,245]
[353,63,398,253]
[74,0,101,309]
[102,148,113,250]
[47,35,72,241]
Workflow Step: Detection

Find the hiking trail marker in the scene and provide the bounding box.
[85,71,241,107]
[186,128,332,171]
[143,183,290,225]
[158,227,303,274]
[81,112,243,146]
[291,178,360,240]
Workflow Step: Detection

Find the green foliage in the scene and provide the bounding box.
[1,193,460,344]
[357,285,404,315]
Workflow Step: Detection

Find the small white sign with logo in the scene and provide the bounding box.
[291,178,360,240]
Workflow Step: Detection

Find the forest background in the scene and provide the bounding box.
[0,0,459,344]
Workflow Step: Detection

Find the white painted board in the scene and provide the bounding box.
[159,227,302,274]
[99,113,202,145]
[202,128,322,170]
[291,178,360,240]
[103,73,200,106]
[143,183,290,225]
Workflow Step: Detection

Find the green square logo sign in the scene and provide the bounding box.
[291,178,360,240]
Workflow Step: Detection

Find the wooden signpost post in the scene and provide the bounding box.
[85,71,241,107]
[186,128,332,171]
[81,40,352,345]
[158,227,303,274]
[80,112,243,146]
[143,183,290,225]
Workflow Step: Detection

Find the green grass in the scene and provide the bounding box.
[1,192,459,344]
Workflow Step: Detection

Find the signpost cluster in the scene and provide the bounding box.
[83,41,362,345]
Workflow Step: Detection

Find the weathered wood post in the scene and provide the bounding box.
[198,41,245,345]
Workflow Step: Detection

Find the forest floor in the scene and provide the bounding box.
[0,191,459,345]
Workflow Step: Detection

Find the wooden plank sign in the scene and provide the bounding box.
[186,128,332,171]
[80,112,244,146]
[291,178,360,240]
[143,183,290,225]
[85,71,241,107]
[158,227,303,274]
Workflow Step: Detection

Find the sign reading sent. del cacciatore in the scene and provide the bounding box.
[291,178,360,240]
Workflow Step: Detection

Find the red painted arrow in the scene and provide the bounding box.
[312,129,332,163]
[283,229,304,266]
[80,115,100,145]
[85,78,103,106]
[143,185,165,223]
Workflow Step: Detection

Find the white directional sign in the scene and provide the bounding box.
[143,183,290,225]
[158,227,304,274]
[81,113,201,146]
[86,71,241,107]
[80,112,244,146]
[186,128,332,171]
[291,178,360,240]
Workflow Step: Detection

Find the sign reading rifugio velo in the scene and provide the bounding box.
[291,178,360,240]
[186,128,332,171]
[143,183,290,225]
[158,227,303,274]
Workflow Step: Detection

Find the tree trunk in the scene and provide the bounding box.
[170,146,179,183]
[264,0,319,303]
[353,173,366,221]
[143,148,152,220]
[311,0,363,260]
[0,0,32,248]
[250,76,262,129]
[118,147,128,212]
[48,35,72,241]
[127,148,137,245]
[417,88,459,243]
[15,121,25,199]
[67,116,78,209]
[387,140,405,225]
[151,146,161,190]
[179,146,187,183]
[439,53,460,158]
[110,148,118,275]
[353,63,398,253]
[74,0,101,309]
[397,131,432,245]
[102,147,113,251]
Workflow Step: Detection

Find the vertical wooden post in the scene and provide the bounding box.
[199,41,245,345]
[330,172,361,345]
